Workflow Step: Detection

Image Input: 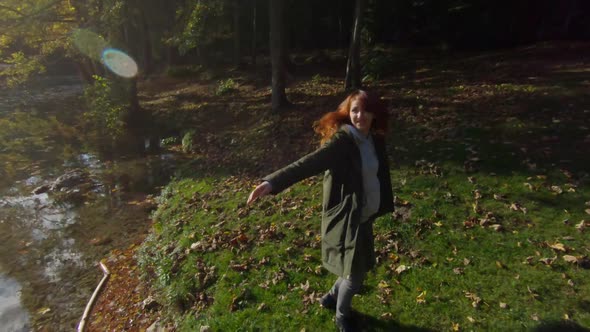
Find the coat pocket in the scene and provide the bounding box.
[321,196,351,246]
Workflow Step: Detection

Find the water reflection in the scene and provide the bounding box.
[0,149,176,329]
[0,74,177,329]
[0,274,29,332]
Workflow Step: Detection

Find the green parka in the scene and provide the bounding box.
[263,126,394,277]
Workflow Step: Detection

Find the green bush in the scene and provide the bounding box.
[216,78,237,95]
[181,130,196,153]
[160,136,180,147]
[82,75,129,141]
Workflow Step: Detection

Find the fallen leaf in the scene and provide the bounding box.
[473,189,482,200]
[549,242,567,252]
[493,193,506,201]
[416,290,427,304]
[452,322,460,331]
[378,280,391,289]
[575,220,586,232]
[551,186,563,194]
[539,256,556,266]
[499,302,508,309]
[586,209,590,215]
[37,307,51,315]
[467,316,475,323]
[453,268,464,275]
[395,265,410,275]
[463,258,471,266]
[464,292,482,308]
[563,255,578,264]
[489,224,503,232]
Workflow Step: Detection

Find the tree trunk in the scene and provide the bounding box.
[344,0,365,91]
[140,8,153,75]
[269,0,289,112]
[251,0,257,65]
[338,0,344,49]
[233,0,241,66]
[562,0,578,36]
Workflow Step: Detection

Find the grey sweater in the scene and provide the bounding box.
[344,125,381,222]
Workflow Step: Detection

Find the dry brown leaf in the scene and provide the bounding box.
[549,242,567,252]
[539,256,556,265]
[575,220,587,232]
[381,313,393,319]
[489,224,503,232]
[563,255,578,264]
[499,302,508,309]
[416,290,427,304]
[493,193,506,201]
[395,265,410,275]
[473,189,482,200]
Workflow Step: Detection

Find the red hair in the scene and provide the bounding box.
[313,90,389,145]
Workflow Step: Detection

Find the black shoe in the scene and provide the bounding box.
[319,293,336,311]
[335,316,356,332]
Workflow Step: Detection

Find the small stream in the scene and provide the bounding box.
[0,75,175,331]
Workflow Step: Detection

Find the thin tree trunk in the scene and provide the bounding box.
[251,0,257,65]
[344,0,365,91]
[269,0,289,112]
[233,0,241,66]
[338,0,344,49]
[140,9,153,75]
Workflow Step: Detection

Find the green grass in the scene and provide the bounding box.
[137,154,590,331]
[136,44,590,331]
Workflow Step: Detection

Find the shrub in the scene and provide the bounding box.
[181,130,196,153]
[82,75,129,141]
[216,78,237,95]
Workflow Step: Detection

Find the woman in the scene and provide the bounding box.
[247,90,394,331]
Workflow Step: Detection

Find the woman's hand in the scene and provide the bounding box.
[247,181,272,205]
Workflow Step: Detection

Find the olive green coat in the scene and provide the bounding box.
[263,126,394,277]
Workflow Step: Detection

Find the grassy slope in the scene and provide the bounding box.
[127,43,590,331]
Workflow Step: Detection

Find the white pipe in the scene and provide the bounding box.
[77,261,110,332]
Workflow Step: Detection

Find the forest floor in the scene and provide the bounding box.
[88,41,590,331]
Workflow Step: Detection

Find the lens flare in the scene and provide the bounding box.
[72,29,108,61]
[101,48,138,78]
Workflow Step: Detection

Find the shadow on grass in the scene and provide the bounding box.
[532,320,590,332]
[352,311,435,332]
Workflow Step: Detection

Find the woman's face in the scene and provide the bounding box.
[349,98,374,136]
